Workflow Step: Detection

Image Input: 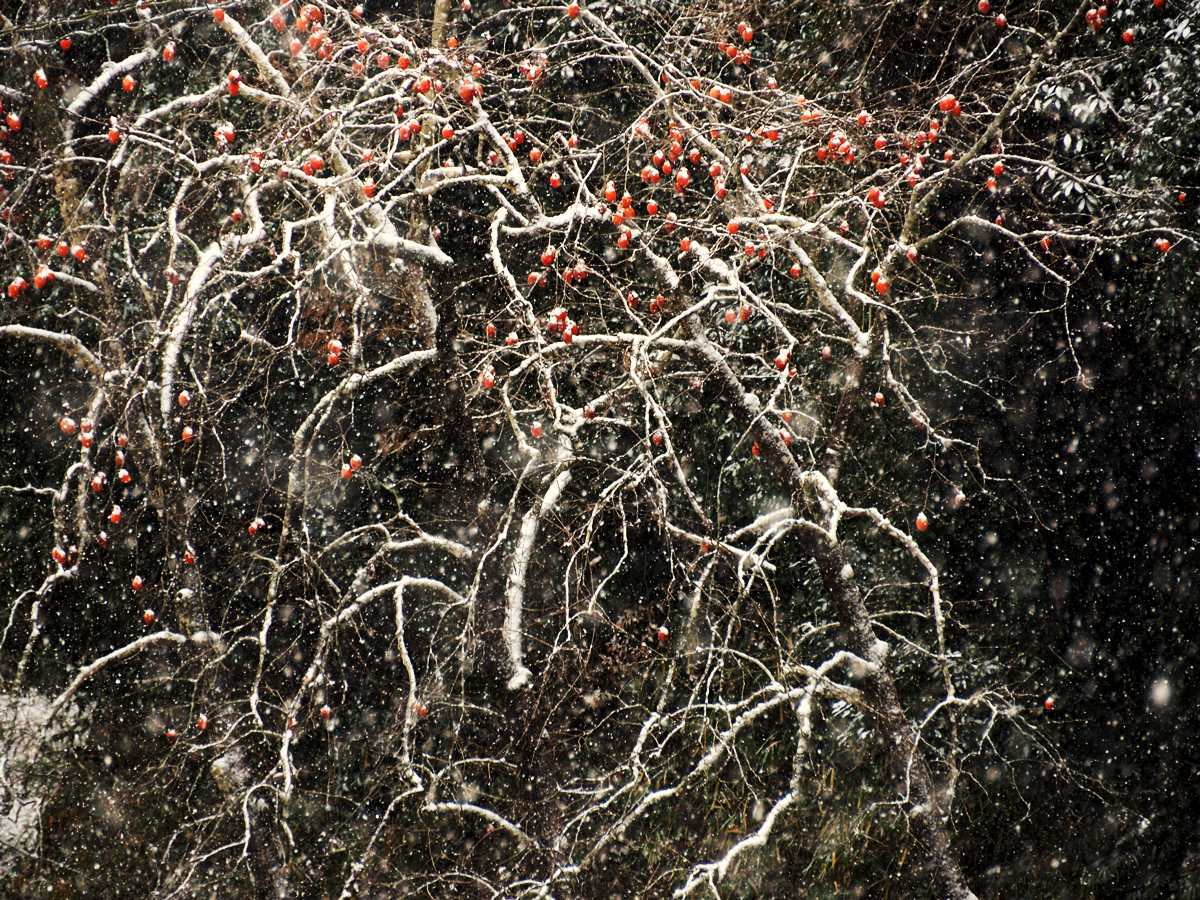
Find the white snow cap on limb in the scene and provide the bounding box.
[504,465,573,690]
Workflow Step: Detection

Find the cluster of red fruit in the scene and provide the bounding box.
[557,262,590,286]
[870,268,892,296]
[164,711,211,742]
[48,425,166,566]
[7,233,93,297]
[714,21,755,65]
[264,2,344,60]
[722,303,754,325]
[213,122,236,148]
[518,52,548,87]
[818,128,859,165]
[975,0,1008,28]
[300,153,325,176]
[57,414,97,448]
[177,390,195,444]
[326,337,343,366]
[339,454,363,480]
[626,291,668,314]
[1,102,23,138]
[545,306,581,343]
[1085,5,1111,31]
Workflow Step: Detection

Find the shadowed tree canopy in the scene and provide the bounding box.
[0,0,1197,897]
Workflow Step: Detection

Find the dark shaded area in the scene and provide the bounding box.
[1,0,1198,897]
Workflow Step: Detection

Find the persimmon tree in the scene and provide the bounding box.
[0,0,1195,896]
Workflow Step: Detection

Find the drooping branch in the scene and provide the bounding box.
[0,325,105,379]
[504,461,572,690]
[63,49,154,146]
[43,631,187,731]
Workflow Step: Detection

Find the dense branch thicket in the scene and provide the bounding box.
[1,0,1196,896]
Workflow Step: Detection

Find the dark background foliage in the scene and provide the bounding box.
[1,0,1198,896]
